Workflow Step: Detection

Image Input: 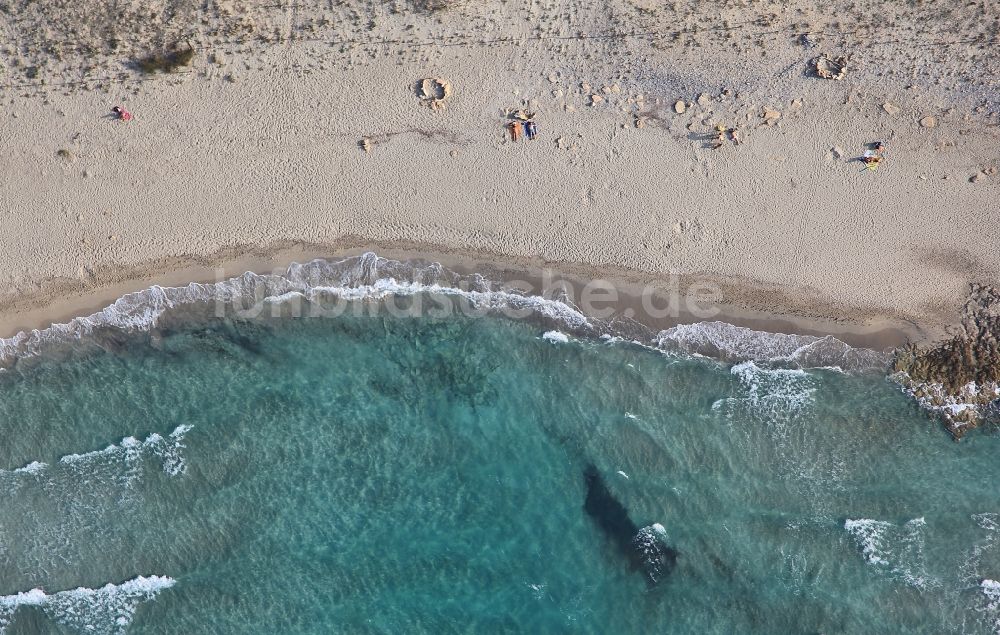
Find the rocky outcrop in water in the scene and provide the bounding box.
[893,284,1000,439]
[583,464,678,585]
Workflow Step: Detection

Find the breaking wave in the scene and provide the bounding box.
[844,517,934,589]
[0,426,194,572]
[0,253,894,382]
[0,253,592,367]
[712,361,817,441]
[0,425,193,488]
[0,575,175,634]
[60,424,193,479]
[729,361,816,412]
[980,579,1000,634]
[653,321,890,372]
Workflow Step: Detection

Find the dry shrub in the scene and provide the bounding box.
[411,0,456,12]
[136,43,194,73]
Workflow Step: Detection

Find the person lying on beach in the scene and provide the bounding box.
[524,120,538,140]
[508,121,522,141]
[111,106,133,122]
[861,141,885,172]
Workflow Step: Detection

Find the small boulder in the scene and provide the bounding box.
[920,115,937,128]
[882,102,901,116]
[812,54,847,80]
[673,100,686,114]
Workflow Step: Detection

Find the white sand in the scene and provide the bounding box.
[0,0,998,342]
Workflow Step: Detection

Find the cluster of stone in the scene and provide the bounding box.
[893,284,1000,439]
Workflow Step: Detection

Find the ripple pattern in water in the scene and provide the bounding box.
[1,307,1000,633]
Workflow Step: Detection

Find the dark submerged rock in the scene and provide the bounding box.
[583,464,678,585]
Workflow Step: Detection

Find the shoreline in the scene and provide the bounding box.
[2,0,997,376]
[0,241,921,352]
[2,6,998,360]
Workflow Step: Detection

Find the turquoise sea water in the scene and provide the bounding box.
[2,288,1000,634]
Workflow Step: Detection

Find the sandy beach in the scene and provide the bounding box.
[6,3,1000,629]
[1,0,998,343]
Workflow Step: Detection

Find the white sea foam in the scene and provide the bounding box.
[633,523,672,584]
[844,518,893,567]
[0,253,591,366]
[2,425,193,486]
[12,461,47,475]
[844,517,934,589]
[732,361,812,396]
[714,360,841,522]
[0,575,175,634]
[59,425,193,478]
[711,361,819,465]
[0,427,193,575]
[542,330,569,343]
[527,583,546,600]
[890,372,999,436]
[653,321,890,372]
[727,361,817,417]
[960,513,1000,603]
[981,579,1000,634]
[0,252,896,383]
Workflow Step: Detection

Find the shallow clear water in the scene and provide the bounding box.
[2,299,1000,634]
